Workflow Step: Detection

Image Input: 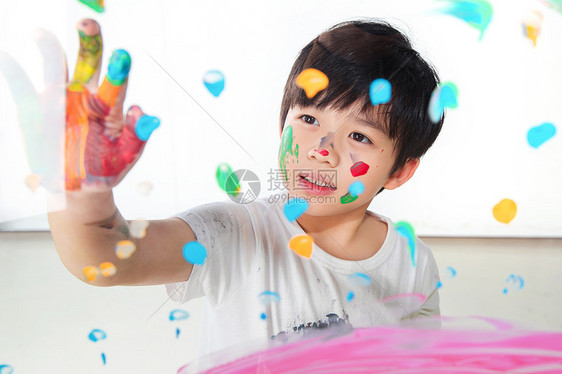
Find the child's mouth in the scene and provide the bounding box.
[298,175,337,195]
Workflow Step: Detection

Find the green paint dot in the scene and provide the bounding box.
[340,192,358,204]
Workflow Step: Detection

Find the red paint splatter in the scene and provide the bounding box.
[350,161,369,177]
[316,149,329,156]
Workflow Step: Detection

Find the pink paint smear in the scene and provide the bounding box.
[178,317,562,373]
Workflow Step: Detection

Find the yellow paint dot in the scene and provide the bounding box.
[493,199,517,224]
[296,68,329,98]
[100,262,117,277]
[24,174,41,192]
[115,240,136,259]
[129,220,149,239]
[83,266,99,282]
[289,234,314,258]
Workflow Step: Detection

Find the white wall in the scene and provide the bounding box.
[1,233,561,373]
[1,0,561,236]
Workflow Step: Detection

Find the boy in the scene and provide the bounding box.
[49,18,444,358]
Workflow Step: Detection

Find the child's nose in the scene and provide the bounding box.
[308,148,338,166]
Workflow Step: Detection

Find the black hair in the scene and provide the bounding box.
[280,19,445,183]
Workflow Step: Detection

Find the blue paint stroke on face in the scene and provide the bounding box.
[203,70,225,97]
[438,0,493,40]
[347,291,355,301]
[259,290,281,305]
[182,241,207,265]
[369,78,391,106]
[527,123,556,148]
[88,329,107,342]
[348,272,372,287]
[0,365,14,374]
[169,309,190,321]
[348,181,365,197]
[284,197,309,222]
[395,221,417,267]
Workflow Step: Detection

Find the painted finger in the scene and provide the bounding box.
[31,28,67,88]
[68,19,102,93]
[97,49,130,108]
[125,105,160,142]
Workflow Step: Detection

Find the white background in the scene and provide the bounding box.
[1,0,561,236]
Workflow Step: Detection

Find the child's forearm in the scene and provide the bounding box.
[48,190,130,286]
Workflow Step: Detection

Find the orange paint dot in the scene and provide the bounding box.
[83,266,99,282]
[24,174,41,192]
[100,262,117,277]
[129,220,149,239]
[296,68,329,98]
[493,199,517,224]
[289,234,314,258]
[115,240,136,259]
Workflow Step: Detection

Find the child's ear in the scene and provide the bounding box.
[383,158,420,190]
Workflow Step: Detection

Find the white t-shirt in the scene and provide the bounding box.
[166,196,440,357]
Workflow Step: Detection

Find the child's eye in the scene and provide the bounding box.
[300,115,319,125]
[350,132,372,144]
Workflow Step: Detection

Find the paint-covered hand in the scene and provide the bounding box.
[0,19,159,194]
[65,19,159,191]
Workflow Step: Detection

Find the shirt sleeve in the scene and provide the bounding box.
[165,200,261,308]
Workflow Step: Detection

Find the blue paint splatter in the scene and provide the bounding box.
[88,329,107,342]
[284,197,309,222]
[203,70,225,97]
[527,123,556,149]
[348,181,365,197]
[395,221,416,267]
[260,312,267,320]
[135,115,160,141]
[429,82,458,123]
[446,266,457,278]
[0,365,14,374]
[106,49,131,85]
[348,272,372,287]
[503,274,525,294]
[182,241,207,265]
[438,0,493,40]
[369,79,391,106]
[169,309,190,321]
[436,281,443,289]
[259,290,281,305]
[101,352,106,365]
[347,291,355,301]
[176,327,181,339]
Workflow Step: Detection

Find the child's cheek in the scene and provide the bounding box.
[340,162,370,204]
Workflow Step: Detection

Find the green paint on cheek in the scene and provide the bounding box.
[340,192,358,204]
[278,126,299,181]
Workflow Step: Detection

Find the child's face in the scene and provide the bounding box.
[279,104,415,216]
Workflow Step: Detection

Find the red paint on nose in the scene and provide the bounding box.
[350,161,369,177]
[317,149,329,156]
